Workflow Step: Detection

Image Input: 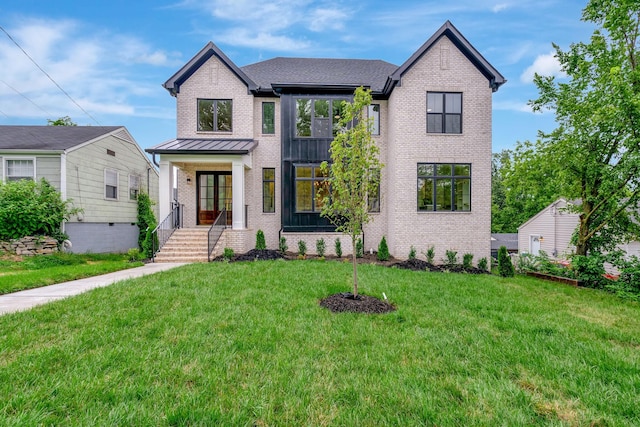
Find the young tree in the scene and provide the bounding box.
[47,116,77,126]
[529,0,640,255]
[320,87,383,297]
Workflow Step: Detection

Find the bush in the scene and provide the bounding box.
[255,230,266,250]
[497,246,515,277]
[335,238,342,258]
[127,248,141,262]
[444,250,458,266]
[137,193,156,256]
[355,238,363,258]
[478,257,488,272]
[408,245,416,260]
[279,237,288,253]
[377,236,389,261]
[316,238,326,258]
[298,240,307,257]
[223,247,234,261]
[422,246,435,264]
[462,253,473,269]
[571,253,606,289]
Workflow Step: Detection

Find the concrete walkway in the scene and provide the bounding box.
[0,262,188,316]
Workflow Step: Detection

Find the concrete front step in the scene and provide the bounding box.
[154,228,212,263]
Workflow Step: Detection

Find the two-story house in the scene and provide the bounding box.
[147,21,505,262]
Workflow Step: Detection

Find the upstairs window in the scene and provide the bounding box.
[427,92,462,134]
[368,104,380,135]
[5,158,35,181]
[198,99,232,132]
[105,169,118,200]
[262,102,275,134]
[418,163,470,211]
[295,98,349,138]
[129,174,140,200]
[295,165,329,212]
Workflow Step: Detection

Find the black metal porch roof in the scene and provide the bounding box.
[146,138,257,155]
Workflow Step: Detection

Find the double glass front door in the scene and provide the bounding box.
[197,172,232,225]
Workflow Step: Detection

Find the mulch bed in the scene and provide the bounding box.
[233,249,286,261]
[319,292,396,314]
[391,258,489,274]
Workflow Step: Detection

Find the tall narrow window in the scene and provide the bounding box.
[5,159,34,181]
[105,169,118,200]
[129,174,140,200]
[417,163,470,211]
[198,99,232,132]
[427,92,462,134]
[368,104,380,135]
[262,168,275,213]
[368,168,381,212]
[262,102,275,134]
[295,165,329,212]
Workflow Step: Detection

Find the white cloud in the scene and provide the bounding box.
[492,3,510,13]
[520,52,565,83]
[308,8,349,32]
[493,100,534,113]
[216,28,311,51]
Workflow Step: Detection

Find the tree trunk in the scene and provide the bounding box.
[351,235,358,297]
[575,213,589,256]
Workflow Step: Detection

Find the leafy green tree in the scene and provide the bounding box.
[319,87,383,297]
[497,246,515,277]
[137,193,157,258]
[47,116,77,126]
[529,0,640,255]
[0,178,79,242]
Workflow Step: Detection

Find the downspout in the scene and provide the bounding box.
[60,152,67,234]
[151,152,159,168]
[147,167,151,195]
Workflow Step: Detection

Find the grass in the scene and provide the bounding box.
[0,252,143,295]
[0,260,639,425]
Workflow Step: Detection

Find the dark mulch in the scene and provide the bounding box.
[319,292,396,314]
[392,258,489,274]
[233,249,286,261]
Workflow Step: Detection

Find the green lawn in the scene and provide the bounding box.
[0,252,143,295]
[0,260,638,426]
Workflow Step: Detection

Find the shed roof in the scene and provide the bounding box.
[0,126,124,151]
[146,138,257,155]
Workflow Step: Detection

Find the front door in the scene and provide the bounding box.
[530,235,541,256]
[197,172,232,225]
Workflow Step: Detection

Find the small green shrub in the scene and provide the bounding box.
[316,238,326,258]
[516,253,538,273]
[279,237,288,253]
[497,246,515,277]
[408,245,416,260]
[255,230,266,250]
[571,253,606,289]
[478,257,488,272]
[355,238,363,258]
[422,246,435,264]
[377,236,389,261]
[223,247,234,261]
[335,238,342,258]
[444,250,458,266]
[298,240,307,257]
[462,253,473,269]
[127,248,141,262]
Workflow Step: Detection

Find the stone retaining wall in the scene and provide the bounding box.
[0,236,59,256]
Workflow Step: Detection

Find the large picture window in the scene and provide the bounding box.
[105,169,118,200]
[198,99,232,132]
[295,98,349,138]
[295,165,329,212]
[262,102,275,134]
[427,92,462,134]
[263,168,275,213]
[417,163,470,211]
[5,158,35,181]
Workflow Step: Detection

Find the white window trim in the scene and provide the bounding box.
[105,168,119,200]
[3,156,36,182]
[129,174,140,200]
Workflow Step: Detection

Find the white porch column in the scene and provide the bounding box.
[159,160,173,221]
[232,160,245,229]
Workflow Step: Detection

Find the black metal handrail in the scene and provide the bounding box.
[151,204,182,262]
[208,209,227,262]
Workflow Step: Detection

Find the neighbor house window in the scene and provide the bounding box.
[295,165,329,212]
[427,92,462,134]
[263,168,275,213]
[417,163,470,211]
[368,104,380,135]
[262,102,275,134]
[368,168,380,212]
[105,169,118,200]
[295,98,349,138]
[197,99,232,132]
[129,174,140,200]
[5,158,35,181]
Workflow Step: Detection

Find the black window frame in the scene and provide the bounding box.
[294,97,350,138]
[294,164,329,213]
[262,102,275,134]
[368,168,380,213]
[417,163,471,212]
[262,168,276,213]
[427,92,462,134]
[197,98,233,132]
[368,104,380,136]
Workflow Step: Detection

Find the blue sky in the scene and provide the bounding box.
[0,1,594,152]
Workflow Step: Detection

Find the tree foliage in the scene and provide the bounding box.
[0,178,79,242]
[320,87,383,297]
[527,0,640,255]
[47,116,77,126]
[137,193,157,258]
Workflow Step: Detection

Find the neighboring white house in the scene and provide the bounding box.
[0,125,159,253]
[147,21,506,261]
[518,198,640,259]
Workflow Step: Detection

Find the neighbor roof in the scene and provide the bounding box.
[0,126,123,151]
[147,138,257,155]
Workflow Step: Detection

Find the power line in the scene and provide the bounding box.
[1,79,53,116]
[0,25,101,125]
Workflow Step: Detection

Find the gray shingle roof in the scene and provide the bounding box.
[147,138,257,155]
[0,126,122,151]
[241,58,398,94]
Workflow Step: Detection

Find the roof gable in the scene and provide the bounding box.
[388,21,506,93]
[0,126,124,152]
[163,41,258,96]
